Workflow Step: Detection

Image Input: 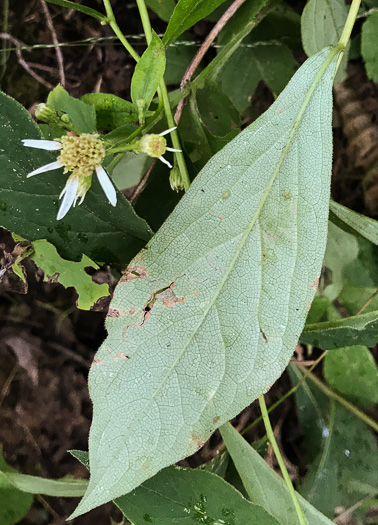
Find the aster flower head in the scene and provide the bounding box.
[137,127,181,169]
[22,133,117,220]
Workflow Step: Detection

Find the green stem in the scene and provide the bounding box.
[241,352,327,436]
[102,0,140,62]
[135,0,191,190]
[300,366,378,433]
[335,0,362,71]
[259,395,306,525]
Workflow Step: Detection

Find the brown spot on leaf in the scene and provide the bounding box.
[190,432,205,451]
[282,192,291,200]
[129,308,136,315]
[120,352,129,360]
[91,357,103,367]
[193,289,199,297]
[219,215,225,220]
[108,308,120,318]
[120,265,148,282]
[278,108,284,114]
[310,277,320,291]
[213,416,220,424]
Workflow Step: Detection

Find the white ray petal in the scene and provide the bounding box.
[165,147,182,152]
[22,139,62,151]
[26,160,62,178]
[159,127,177,137]
[96,166,117,206]
[57,177,79,220]
[158,156,172,169]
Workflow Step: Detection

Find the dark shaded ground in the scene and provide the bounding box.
[1,1,377,524]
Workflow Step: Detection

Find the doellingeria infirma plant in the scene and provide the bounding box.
[1,0,378,523]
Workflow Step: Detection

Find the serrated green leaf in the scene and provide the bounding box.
[301,309,378,349]
[220,422,334,524]
[361,12,378,82]
[29,239,109,310]
[47,84,96,133]
[0,91,152,263]
[163,0,228,46]
[0,452,33,525]
[131,32,166,122]
[80,93,138,131]
[301,0,349,82]
[329,199,378,245]
[70,47,340,518]
[116,467,279,525]
[324,345,378,409]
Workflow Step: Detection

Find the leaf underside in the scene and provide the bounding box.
[71,47,339,518]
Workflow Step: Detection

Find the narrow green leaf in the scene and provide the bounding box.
[116,467,279,525]
[47,84,96,133]
[329,199,378,246]
[29,239,109,310]
[361,12,378,82]
[44,0,107,21]
[3,472,87,497]
[163,0,228,46]
[71,47,340,518]
[194,0,274,85]
[146,0,176,22]
[220,423,334,525]
[324,346,378,409]
[131,32,166,122]
[301,0,349,81]
[301,310,378,349]
[0,91,152,263]
[80,93,138,131]
[0,452,33,525]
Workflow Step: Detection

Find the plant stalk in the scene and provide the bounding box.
[259,395,307,525]
[135,0,191,190]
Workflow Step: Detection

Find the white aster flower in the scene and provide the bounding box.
[22,133,117,220]
[138,127,181,169]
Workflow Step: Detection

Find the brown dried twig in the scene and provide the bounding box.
[39,0,65,86]
[0,32,54,89]
[174,0,248,125]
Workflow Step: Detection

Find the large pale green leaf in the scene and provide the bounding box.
[163,0,228,46]
[71,47,340,518]
[301,0,349,82]
[220,422,334,524]
[116,467,279,524]
[301,309,378,349]
[0,91,152,263]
